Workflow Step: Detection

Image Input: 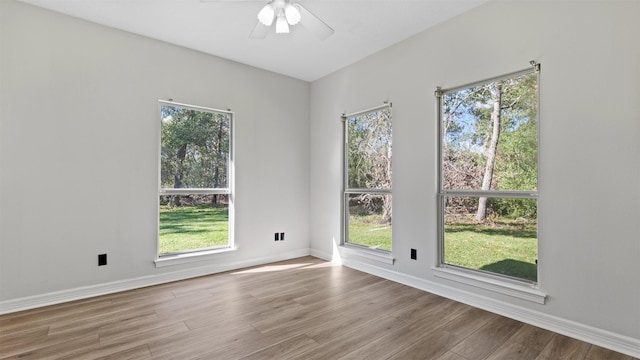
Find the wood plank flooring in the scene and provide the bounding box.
[0,256,636,360]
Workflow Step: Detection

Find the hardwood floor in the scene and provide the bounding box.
[0,257,636,360]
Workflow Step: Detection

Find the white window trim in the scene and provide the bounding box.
[435,63,541,288]
[341,103,393,255]
[154,246,238,268]
[433,266,547,304]
[340,244,395,265]
[157,100,234,259]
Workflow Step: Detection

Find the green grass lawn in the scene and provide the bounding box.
[445,218,537,282]
[159,204,228,254]
[348,214,392,251]
[348,214,537,282]
[161,207,536,282]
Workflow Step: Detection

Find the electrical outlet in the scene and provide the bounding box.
[410,248,417,260]
[274,233,279,241]
[280,232,285,241]
[98,254,107,266]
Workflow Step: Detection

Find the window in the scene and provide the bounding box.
[343,104,392,252]
[437,64,539,283]
[159,101,233,256]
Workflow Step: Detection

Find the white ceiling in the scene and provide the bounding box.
[18,0,488,82]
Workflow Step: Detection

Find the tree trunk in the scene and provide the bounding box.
[174,144,187,189]
[170,143,187,207]
[380,194,392,225]
[476,84,502,221]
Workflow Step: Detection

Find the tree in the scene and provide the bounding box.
[347,108,392,225]
[476,83,502,221]
[442,72,538,221]
[161,105,230,207]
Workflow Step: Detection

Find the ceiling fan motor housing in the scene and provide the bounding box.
[258,0,301,30]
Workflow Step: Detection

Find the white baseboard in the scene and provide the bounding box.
[309,248,333,262]
[2,247,637,358]
[310,247,639,358]
[0,248,311,315]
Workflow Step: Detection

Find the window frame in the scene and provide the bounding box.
[342,103,393,256]
[435,63,541,286]
[157,100,234,259]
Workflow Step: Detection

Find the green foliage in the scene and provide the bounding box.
[442,72,538,219]
[346,107,393,225]
[159,104,231,254]
[347,108,392,189]
[489,197,537,219]
[494,118,538,192]
[161,105,230,189]
[442,72,538,282]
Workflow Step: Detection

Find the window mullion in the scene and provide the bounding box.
[160,188,230,195]
[436,63,540,285]
[440,190,537,199]
[158,101,233,258]
[342,104,393,253]
[345,188,392,195]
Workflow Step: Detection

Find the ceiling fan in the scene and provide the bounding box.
[205,0,334,40]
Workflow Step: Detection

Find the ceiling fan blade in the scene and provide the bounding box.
[297,3,334,41]
[249,21,269,39]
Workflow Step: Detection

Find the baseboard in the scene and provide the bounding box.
[0,248,311,315]
[309,248,640,358]
[309,248,333,262]
[3,247,637,357]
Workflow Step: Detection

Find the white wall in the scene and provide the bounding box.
[1,0,639,356]
[0,0,309,303]
[310,0,639,351]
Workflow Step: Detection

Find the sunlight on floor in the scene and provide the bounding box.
[230,256,340,274]
[231,263,314,274]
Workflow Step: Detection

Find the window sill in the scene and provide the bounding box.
[154,247,237,268]
[339,245,395,265]
[432,266,547,304]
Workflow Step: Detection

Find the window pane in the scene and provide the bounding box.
[442,72,537,191]
[161,105,230,189]
[443,196,537,282]
[346,193,392,251]
[159,194,229,255]
[347,108,392,189]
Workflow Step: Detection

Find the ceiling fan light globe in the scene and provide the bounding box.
[284,4,301,25]
[275,15,290,33]
[257,3,275,26]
